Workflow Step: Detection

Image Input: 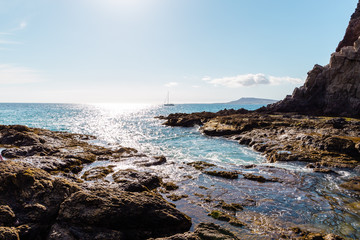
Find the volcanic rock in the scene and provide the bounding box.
[337,1,360,51]
[264,2,360,118]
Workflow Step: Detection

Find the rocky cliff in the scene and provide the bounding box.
[265,1,360,118]
[337,1,360,52]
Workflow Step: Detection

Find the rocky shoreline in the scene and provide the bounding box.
[161,111,360,185]
[0,125,194,240]
[1,123,355,240]
[1,1,360,239]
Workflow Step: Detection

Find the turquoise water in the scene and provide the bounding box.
[0,103,264,165]
[0,103,359,238]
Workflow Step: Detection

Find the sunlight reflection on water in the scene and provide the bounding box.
[0,103,359,239]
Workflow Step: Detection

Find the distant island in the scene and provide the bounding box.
[224,97,278,105]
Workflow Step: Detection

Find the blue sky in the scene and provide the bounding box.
[0,0,357,103]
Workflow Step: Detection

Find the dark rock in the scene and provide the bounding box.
[112,169,161,191]
[195,222,240,240]
[204,170,238,179]
[340,177,360,191]
[0,125,193,239]
[57,187,192,239]
[187,161,216,170]
[0,205,16,226]
[0,160,81,239]
[337,1,360,51]
[325,118,347,129]
[47,223,125,240]
[263,2,360,118]
[162,181,179,191]
[323,136,358,156]
[219,202,243,212]
[81,165,115,181]
[208,210,246,227]
[242,173,266,183]
[141,155,167,167]
[0,227,19,240]
[166,194,188,201]
[313,168,336,174]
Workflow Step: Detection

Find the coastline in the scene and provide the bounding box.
[0,120,358,239]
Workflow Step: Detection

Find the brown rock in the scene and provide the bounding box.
[337,1,360,51]
[112,169,161,191]
[57,187,192,239]
[195,222,239,240]
[204,170,238,179]
[0,227,19,240]
[0,205,15,226]
[264,2,360,118]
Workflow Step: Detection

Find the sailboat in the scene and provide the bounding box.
[164,91,175,106]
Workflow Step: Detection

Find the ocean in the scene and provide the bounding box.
[0,103,359,238]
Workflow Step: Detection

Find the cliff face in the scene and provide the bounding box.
[266,2,360,118]
[337,1,360,52]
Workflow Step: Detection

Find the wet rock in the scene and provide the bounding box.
[340,177,360,191]
[312,168,336,174]
[208,210,245,227]
[81,165,115,181]
[112,169,161,191]
[208,210,232,222]
[187,161,216,170]
[57,187,192,239]
[166,194,188,201]
[204,170,238,179]
[241,173,280,183]
[195,222,240,240]
[162,181,179,191]
[142,155,167,167]
[219,202,243,212]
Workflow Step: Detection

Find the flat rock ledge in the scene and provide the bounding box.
[162,112,360,170]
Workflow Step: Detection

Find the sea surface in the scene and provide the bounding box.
[0,103,359,239]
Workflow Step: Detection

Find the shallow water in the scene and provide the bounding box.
[0,103,359,238]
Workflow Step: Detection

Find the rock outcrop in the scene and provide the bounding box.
[264,1,360,118]
[162,111,360,169]
[0,125,192,240]
[337,1,360,51]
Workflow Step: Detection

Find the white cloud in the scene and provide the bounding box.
[0,64,43,84]
[165,81,179,87]
[203,73,303,88]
